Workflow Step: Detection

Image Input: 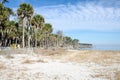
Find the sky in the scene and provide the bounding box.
[4,0,120,45]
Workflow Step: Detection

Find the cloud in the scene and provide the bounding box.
[14,1,120,32]
[96,0,120,8]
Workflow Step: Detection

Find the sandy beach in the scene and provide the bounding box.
[0,49,120,80]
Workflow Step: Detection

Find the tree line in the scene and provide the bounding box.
[0,0,80,49]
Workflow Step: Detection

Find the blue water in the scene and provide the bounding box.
[93,45,120,51]
[80,45,120,51]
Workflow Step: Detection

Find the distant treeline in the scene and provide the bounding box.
[79,43,92,48]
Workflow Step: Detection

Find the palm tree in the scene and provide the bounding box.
[1,20,9,46]
[0,0,8,4]
[0,2,12,22]
[0,3,9,25]
[63,36,73,48]
[31,14,44,47]
[0,3,13,46]
[0,3,5,46]
[43,23,53,48]
[17,3,34,48]
[72,39,79,49]
[6,7,14,19]
[6,21,17,46]
[26,16,33,48]
[56,30,63,47]
[49,34,57,48]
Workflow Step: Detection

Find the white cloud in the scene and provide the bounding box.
[32,2,120,32]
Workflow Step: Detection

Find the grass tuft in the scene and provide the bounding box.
[22,59,34,64]
[22,58,46,64]
[0,61,6,69]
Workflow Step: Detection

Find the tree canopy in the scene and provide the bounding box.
[0,1,80,49]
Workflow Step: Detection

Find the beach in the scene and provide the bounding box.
[0,49,120,80]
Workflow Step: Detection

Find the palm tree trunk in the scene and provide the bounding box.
[9,39,11,46]
[35,29,37,47]
[47,34,49,48]
[27,26,30,48]
[15,38,17,45]
[45,33,47,49]
[1,31,4,46]
[28,35,30,48]
[22,19,25,48]
[28,19,31,48]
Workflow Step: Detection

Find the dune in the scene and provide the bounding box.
[0,49,120,80]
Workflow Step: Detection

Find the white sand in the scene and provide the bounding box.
[24,62,94,80]
[0,50,120,80]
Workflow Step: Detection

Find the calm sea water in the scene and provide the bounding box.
[80,45,120,51]
[93,45,120,51]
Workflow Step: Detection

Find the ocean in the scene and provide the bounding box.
[80,44,120,51]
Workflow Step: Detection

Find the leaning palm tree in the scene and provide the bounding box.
[31,14,44,47]
[17,3,34,48]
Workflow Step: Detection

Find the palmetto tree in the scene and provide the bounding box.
[0,3,13,46]
[63,36,73,48]
[6,7,14,19]
[6,21,17,46]
[44,23,53,34]
[72,39,79,49]
[0,3,11,25]
[56,30,63,47]
[0,0,8,4]
[31,14,44,47]
[0,3,6,21]
[17,3,34,48]
[48,34,57,48]
[0,3,5,33]
[43,23,53,48]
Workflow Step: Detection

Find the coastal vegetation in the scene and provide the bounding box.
[0,0,80,49]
